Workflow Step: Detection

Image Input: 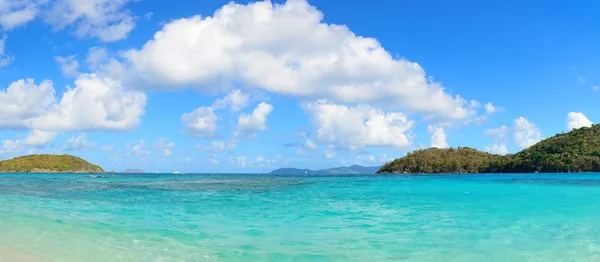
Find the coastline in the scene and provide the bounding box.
[0,245,47,262]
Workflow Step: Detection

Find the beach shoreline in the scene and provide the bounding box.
[0,245,47,262]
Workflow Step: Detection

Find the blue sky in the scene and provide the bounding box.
[0,0,598,173]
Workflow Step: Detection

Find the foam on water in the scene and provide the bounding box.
[2,173,600,261]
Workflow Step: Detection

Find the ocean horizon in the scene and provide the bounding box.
[2,173,600,261]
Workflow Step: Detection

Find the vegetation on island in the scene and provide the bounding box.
[377,124,600,174]
[0,154,105,173]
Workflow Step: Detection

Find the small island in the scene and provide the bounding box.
[377,124,600,174]
[0,154,105,173]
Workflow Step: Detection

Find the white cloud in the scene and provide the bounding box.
[484,125,508,139]
[154,139,175,156]
[202,141,236,152]
[427,125,448,148]
[144,11,153,20]
[304,99,413,149]
[181,89,251,138]
[86,47,109,71]
[29,74,146,131]
[593,86,599,91]
[567,112,593,131]
[212,89,249,112]
[236,102,273,138]
[22,129,57,147]
[112,0,478,121]
[64,133,95,151]
[485,144,508,155]
[2,139,20,151]
[0,34,13,67]
[484,102,503,114]
[55,55,80,77]
[0,79,55,128]
[304,139,316,150]
[126,140,150,158]
[513,117,542,149]
[484,125,509,155]
[0,76,145,132]
[181,107,217,138]
[44,0,136,42]
[0,1,38,30]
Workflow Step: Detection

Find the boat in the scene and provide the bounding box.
[173,171,181,174]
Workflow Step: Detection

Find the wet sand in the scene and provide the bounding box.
[0,246,47,262]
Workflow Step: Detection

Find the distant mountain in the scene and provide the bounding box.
[270,165,379,175]
[121,168,145,173]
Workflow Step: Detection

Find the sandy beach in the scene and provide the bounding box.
[0,246,46,262]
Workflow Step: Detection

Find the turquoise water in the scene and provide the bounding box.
[2,174,600,261]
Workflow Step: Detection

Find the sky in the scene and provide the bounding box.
[0,0,599,173]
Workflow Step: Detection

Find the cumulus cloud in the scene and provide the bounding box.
[181,106,218,138]
[485,144,508,155]
[22,129,57,147]
[484,125,510,154]
[513,117,542,149]
[427,125,448,148]
[236,102,274,138]
[86,47,109,71]
[567,112,593,131]
[201,141,236,152]
[31,74,146,131]
[0,75,146,132]
[0,1,38,30]
[44,0,136,42]
[108,0,479,121]
[64,133,95,151]
[55,55,80,77]
[126,140,150,158]
[181,89,251,138]
[304,99,413,149]
[153,138,175,156]
[484,102,503,114]
[212,89,250,112]
[0,79,55,128]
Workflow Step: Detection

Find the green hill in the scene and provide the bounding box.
[0,154,105,173]
[376,147,502,174]
[377,124,600,174]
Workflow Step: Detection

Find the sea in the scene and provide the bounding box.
[1,173,600,262]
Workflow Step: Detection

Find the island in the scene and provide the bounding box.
[377,124,600,174]
[271,165,380,175]
[0,154,105,173]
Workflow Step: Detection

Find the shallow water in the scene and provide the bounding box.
[1,173,600,261]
